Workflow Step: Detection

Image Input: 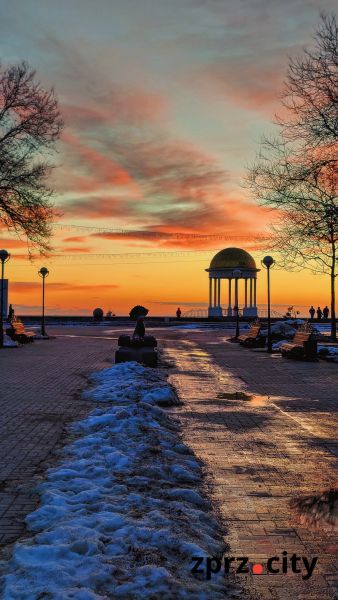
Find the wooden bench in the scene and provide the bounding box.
[238,324,265,347]
[280,331,317,360]
[6,320,35,344]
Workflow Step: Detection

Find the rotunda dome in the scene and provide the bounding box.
[209,247,256,270]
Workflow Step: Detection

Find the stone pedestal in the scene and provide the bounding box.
[115,334,158,367]
[115,346,158,367]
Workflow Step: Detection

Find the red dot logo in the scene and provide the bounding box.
[252,564,263,575]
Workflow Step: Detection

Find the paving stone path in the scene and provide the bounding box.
[0,331,114,553]
[0,325,337,600]
[159,327,338,600]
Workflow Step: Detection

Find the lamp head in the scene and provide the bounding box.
[0,249,10,263]
[39,267,49,278]
[262,255,275,269]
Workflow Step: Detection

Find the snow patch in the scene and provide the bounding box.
[318,345,338,357]
[3,334,18,347]
[2,362,237,599]
[272,339,289,350]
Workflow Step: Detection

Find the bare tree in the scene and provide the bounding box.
[248,141,337,337]
[247,14,337,339]
[0,61,63,253]
[279,13,338,150]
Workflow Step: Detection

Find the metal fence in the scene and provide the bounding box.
[182,307,284,318]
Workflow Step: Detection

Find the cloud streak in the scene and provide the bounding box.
[43,38,260,240]
[10,282,119,293]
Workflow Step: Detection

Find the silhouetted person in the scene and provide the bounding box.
[8,304,14,321]
[132,316,145,340]
[309,306,315,319]
[176,307,181,319]
[316,307,322,321]
[323,306,329,319]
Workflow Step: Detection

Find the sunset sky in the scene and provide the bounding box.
[0,0,336,316]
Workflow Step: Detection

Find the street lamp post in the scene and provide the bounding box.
[38,267,49,337]
[261,256,275,353]
[232,268,242,339]
[0,250,10,349]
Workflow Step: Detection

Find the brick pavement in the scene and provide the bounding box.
[0,329,115,554]
[0,325,337,600]
[158,327,338,600]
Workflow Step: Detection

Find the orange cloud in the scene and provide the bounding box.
[88,197,270,249]
[10,282,119,293]
[62,195,136,219]
[50,63,274,246]
[60,246,92,253]
[62,236,88,243]
[62,87,167,128]
[188,48,290,115]
[0,238,29,249]
[61,132,139,191]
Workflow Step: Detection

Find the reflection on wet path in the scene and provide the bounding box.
[160,331,338,600]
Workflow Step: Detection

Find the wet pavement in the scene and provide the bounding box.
[0,324,337,599]
[158,326,338,600]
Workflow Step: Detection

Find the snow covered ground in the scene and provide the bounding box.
[1,362,239,599]
[318,345,338,357]
[272,341,338,357]
[3,334,18,347]
[313,323,333,334]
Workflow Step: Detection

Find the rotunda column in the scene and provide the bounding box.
[254,277,257,308]
[209,278,212,308]
[244,279,248,307]
[227,278,232,317]
[213,278,217,307]
[235,277,239,310]
[217,278,221,307]
[249,278,253,307]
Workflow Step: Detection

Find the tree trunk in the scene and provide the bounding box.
[331,267,337,340]
[331,258,336,340]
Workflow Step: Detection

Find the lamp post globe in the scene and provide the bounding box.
[0,249,10,349]
[232,269,242,339]
[0,250,10,264]
[261,256,275,353]
[39,267,49,278]
[38,267,49,337]
[262,256,275,269]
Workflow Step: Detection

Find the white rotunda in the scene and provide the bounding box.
[205,247,260,318]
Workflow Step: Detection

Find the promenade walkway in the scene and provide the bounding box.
[0,325,336,600]
[160,326,338,600]
[0,331,114,554]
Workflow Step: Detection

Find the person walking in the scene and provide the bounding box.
[323,306,329,320]
[7,304,14,321]
[176,307,181,319]
[317,307,323,321]
[309,306,315,319]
